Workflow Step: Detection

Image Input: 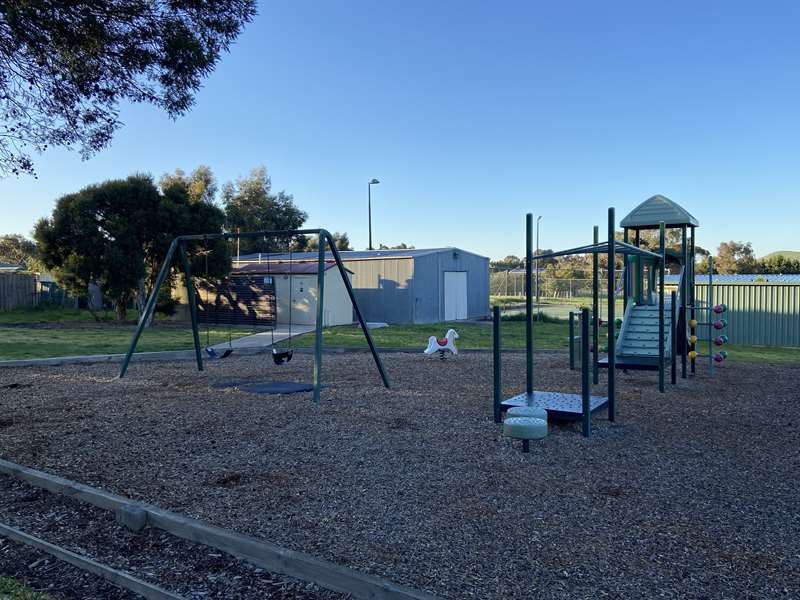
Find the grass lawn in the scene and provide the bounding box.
[0,307,797,364]
[292,320,597,351]
[0,577,51,599]
[0,326,239,361]
[293,321,799,364]
[0,306,128,324]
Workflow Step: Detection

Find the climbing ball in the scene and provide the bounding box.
[688,350,698,360]
[601,345,609,353]
[689,319,698,328]
[713,319,728,330]
[713,303,728,314]
[689,335,698,344]
[615,318,622,327]
[713,335,728,346]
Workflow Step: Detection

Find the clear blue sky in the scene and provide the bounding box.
[2,0,799,259]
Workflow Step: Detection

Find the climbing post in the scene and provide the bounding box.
[708,254,714,376]
[568,311,576,370]
[592,224,599,384]
[607,207,616,422]
[671,290,677,385]
[690,227,697,374]
[658,221,665,393]
[526,213,534,400]
[581,307,591,437]
[681,225,688,379]
[493,306,502,424]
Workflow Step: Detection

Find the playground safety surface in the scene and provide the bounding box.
[0,352,798,599]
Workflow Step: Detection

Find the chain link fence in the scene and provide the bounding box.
[490,270,625,320]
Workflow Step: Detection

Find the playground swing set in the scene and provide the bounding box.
[120,228,391,403]
[494,196,729,446]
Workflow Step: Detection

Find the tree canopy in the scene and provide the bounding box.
[0,234,42,271]
[294,231,353,252]
[0,1,256,176]
[222,167,308,253]
[714,241,758,274]
[34,173,229,320]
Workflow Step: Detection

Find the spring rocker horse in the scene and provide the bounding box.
[424,329,459,360]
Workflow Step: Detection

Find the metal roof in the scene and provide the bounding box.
[620,195,699,229]
[234,247,487,263]
[0,262,23,272]
[665,273,800,284]
[232,261,350,275]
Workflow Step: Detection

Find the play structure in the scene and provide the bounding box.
[424,328,459,359]
[494,197,728,441]
[119,228,390,403]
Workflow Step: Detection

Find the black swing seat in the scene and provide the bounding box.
[206,347,234,360]
[272,348,293,365]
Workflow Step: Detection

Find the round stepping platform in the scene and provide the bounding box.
[503,417,548,453]
[506,406,548,421]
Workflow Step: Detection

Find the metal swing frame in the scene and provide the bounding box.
[119,228,391,403]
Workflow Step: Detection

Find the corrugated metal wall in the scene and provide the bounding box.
[343,257,415,324]
[413,251,490,323]
[343,250,490,324]
[693,283,800,347]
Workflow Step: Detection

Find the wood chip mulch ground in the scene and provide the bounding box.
[1,351,799,599]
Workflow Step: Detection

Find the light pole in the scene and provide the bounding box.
[536,215,542,319]
[367,178,380,250]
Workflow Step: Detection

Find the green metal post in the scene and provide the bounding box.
[671,290,677,385]
[592,225,599,384]
[658,221,665,393]
[568,311,576,370]
[526,213,534,401]
[313,234,327,404]
[681,225,688,378]
[581,307,591,437]
[119,239,179,377]
[623,228,629,312]
[179,242,204,372]
[493,306,502,423]
[607,208,616,422]
[708,255,714,376]
[634,229,642,304]
[325,232,390,389]
[689,226,697,375]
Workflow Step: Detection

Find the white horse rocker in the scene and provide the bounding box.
[424,328,459,360]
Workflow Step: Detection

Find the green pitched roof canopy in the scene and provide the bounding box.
[620,195,699,229]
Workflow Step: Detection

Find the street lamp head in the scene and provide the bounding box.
[369,178,380,185]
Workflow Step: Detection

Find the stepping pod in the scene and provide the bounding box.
[503,417,547,453]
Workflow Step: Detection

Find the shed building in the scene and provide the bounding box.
[231,261,353,327]
[235,247,490,324]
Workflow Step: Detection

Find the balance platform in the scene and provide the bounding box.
[598,356,660,371]
[501,391,608,421]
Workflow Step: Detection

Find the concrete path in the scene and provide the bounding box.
[211,323,315,350]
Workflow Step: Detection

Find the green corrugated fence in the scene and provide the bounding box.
[674,283,800,348]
